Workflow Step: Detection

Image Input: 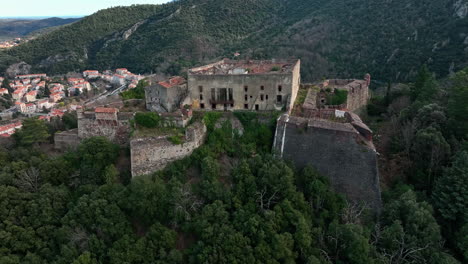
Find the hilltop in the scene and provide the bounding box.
[3,0,468,81]
[0,17,80,40]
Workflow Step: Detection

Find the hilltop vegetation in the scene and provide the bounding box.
[1,104,466,263]
[0,17,80,41]
[3,0,468,81]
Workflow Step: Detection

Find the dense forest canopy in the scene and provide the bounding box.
[2,0,468,81]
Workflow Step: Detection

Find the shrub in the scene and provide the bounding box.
[135,112,160,128]
[271,66,280,71]
[327,90,348,105]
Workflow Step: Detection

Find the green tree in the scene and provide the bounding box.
[411,127,450,189]
[134,112,160,128]
[378,190,446,264]
[411,65,438,102]
[76,137,119,185]
[62,112,78,129]
[433,151,468,226]
[447,68,468,138]
[14,118,50,146]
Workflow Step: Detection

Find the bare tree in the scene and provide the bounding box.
[256,187,278,211]
[70,227,89,251]
[379,233,430,264]
[172,183,203,227]
[341,202,368,225]
[14,167,41,192]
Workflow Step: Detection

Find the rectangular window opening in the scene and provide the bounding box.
[277,95,282,103]
[244,104,248,109]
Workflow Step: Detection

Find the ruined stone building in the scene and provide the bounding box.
[131,121,206,177]
[145,76,188,113]
[78,107,133,145]
[54,107,133,150]
[188,59,301,111]
[273,112,381,211]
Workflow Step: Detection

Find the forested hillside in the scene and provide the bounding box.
[0,17,80,41]
[2,87,468,263]
[3,0,468,81]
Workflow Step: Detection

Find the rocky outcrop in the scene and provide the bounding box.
[38,53,77,68]
[6,62,31,78]
[454,0,468,18]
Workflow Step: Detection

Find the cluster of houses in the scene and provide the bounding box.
[0,67,145,138]
[97,68,144,88]
[0,38,22,49]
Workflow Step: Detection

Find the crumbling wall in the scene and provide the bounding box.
[77,112,132,145]
[273,114,381,212]
[130,122,206,177]
[54,129,80,150]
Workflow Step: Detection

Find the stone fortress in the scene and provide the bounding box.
[273,73,381,211]
[187,59,301,112]
[55,58,381,210]
[54,107,133,150]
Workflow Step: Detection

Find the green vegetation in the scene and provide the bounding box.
[0,100,466,262]
[2,0,465,81]
[134,112,160,128]
[270,65,280,71]
[326,89,348,105]
[120,80,148,100]
[365,65,468,263]
[294,88,308,106]
[168,134,184,145]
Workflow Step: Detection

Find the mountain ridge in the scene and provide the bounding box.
[3,0,468,82]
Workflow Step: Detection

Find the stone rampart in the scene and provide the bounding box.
[130,122,206,177]
[77,111,133,145]
[54,129,80,150]
[273,114,381,212]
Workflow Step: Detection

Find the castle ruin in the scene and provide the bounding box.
[130,121,206,176]
[188,59,301,112]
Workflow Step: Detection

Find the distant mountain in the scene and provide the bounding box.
[0,17,80,40]
[3,0,468,82]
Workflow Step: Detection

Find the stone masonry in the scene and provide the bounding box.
[130,121,207,177]
[188,59,301,112]
[77,108,133,145]
[273,113,382,212]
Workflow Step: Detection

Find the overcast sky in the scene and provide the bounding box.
[0,0,169,18]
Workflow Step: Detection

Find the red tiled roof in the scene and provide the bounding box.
[95,107,118,113]
[0,122,22,134]
[158,76,186,88]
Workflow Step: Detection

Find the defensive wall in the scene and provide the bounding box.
[130,121,206,177]
[273,113,382,212]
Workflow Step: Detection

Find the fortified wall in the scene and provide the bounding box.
[273,113,381,211]
[130,122,206,177]
[54,129,80,150]
[77,108,133,145]
[54,108,133,150]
